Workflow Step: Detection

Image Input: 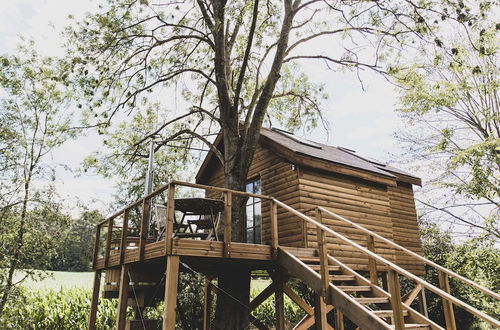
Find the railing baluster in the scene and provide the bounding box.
[316,208,330,302]
[92,224,101,269]
[439,270,457,330]
[138,198,151,261]
[104,217,113,267]
[165,184,175,255]
[270,200,279,258]
[223,191,232,258]
[387,269,405,330]
[119,209,129,264]
[366,234,377,285]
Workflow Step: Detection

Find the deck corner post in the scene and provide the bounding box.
[387,269,405,330]
[120,209,129,264]
[116,265,130,330]
[438,270,457,330]
[104,218,113,267]
[270,200,279,258]
[139,197,151,260]
[223,191,232,258]
[274,268,285,330]
[366,234,378,285]
[92,224,102,269]
[88,270,101,330]
[163,255,180,329]
[165,183,176,255]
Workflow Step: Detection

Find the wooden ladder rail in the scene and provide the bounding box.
[274,199,500,329]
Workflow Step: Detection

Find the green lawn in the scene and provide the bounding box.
[15,271,94,290]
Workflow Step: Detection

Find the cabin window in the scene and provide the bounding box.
[245,178,261,244]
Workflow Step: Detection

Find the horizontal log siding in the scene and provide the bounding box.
[203,145,304,247]
[388,183,425,275]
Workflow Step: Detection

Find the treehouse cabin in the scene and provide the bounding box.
[89,127,500,330]
[196,127,425,276]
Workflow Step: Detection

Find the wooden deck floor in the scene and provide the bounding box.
[95,238,275,270]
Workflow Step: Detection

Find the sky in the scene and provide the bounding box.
[0,0,405,216]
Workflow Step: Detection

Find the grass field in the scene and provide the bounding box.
[14,271,94,290]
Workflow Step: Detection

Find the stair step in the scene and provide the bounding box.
[337,285,372,292]
[355,297,389,304]
[329,275,356,281]
[373,310,409,317]
[298,256,321,263]
[392,324,430,329]
[309,265,341,272]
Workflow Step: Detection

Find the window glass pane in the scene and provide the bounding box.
[254,203,261,226]
[254,180,261,194]
[246,205,253,226]
[246,182,253,193]
[246,228,254,243]
[255,226,261,243]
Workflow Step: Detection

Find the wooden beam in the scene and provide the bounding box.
[250,282,276,311]
[92,224,101,269]
[165,184,175,255]
[203,278,212,330]
[316,208,330,300]
[270,200,279,258]
[366,235,378,285]
[163,256,180,329]
[88,270,101,330]
[116,265,129,330]
[139,198,151,260]
[249,315,271,330]
[283,284,313,316]
[418,287,429,318]
[223,191,232,258]
[314,294,328,329]
[387,269,405,330]
[438,270,457,330]
[104,218,113,267]
[336,310,344,330]
[275,268,285,330]
[119,209,129,264]
[403,283,423,305]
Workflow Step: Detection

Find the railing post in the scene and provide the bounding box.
[387,269,405,330]
[316,207,330,302]
[270,200,279,258]
[92,224,101,269]
[139,197,151,260]
[438,270,457,330]
[119,209,129,264]
[366,234,378,285]
[165,184,175,255]
[104,217,113,267]
[223,191,232,258]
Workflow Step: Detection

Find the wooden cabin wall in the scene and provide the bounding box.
[202,145,305,247]
[388,182,424,275]
[298,167,398,271]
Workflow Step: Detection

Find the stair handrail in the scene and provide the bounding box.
[273,198,500,328]
[316,206,500,302]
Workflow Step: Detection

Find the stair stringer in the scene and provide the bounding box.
[278,247,392,330]
[326,255,444,330]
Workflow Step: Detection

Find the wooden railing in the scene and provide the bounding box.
[92,180,278,268]
[272,199,500,330]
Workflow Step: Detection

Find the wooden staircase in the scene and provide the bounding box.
[279,248,442,330]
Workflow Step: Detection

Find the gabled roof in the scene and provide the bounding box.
[196,126,421,186]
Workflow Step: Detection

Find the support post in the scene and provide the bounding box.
[165,184,176,255]
[314,293,328,329]
[104,218,113,267]
[438,270,457,330]
[270,200,279,258]
[88,270,101,330]
[139,198,151,260]
[92,224,101,269]
[203,278,212,330]
[223,191,232,258]
[336,310,344,330]
[119,209,129,264]
[316,208,330,302]
[419,287,429,318]
[163,255,180,329]
[274,268,285,330]
[116,265,130,330]
[387,269,405,330]
[366,234,377,285]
